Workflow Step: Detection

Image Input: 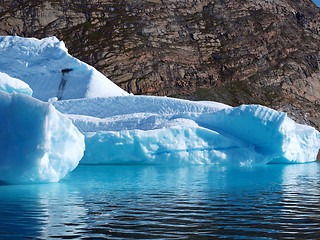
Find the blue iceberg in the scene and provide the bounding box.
[53,96,320,165]
[1,35,319,172]
[0,91,85,183]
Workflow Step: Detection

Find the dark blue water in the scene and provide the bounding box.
[1,163,320,239]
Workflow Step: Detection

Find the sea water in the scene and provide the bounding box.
[1,163,320,239]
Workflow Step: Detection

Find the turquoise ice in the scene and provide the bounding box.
[53,96,320,165]
[0,72,32,96]
[0,91,85,183]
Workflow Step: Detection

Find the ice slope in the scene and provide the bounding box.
[0,91,85,183]
[0,72,32,96]
[0,36,128,101]
[53,96,320,164]
[53,95,231,132]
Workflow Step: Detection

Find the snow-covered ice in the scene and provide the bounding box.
[53,95,231,132]
[53,96,320,165]
[0,36,128,101]
[0,91,85,183]
[0,72,32,96]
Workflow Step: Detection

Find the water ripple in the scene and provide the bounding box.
[1,164,320,239]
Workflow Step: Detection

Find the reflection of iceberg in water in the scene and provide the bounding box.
[281,163,320,194]
[36,183,88,239]
[280,163,320,235]
[0,182,89,239]
[2,164,320,239]
[0,185,45,239]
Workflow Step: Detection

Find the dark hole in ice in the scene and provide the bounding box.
[57,68,73,100]
[62,68,73,74]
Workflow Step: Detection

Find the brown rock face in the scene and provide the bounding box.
[1,0,320,128]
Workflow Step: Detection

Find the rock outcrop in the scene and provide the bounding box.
[1,0,320,128]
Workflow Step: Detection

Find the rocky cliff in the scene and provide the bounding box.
[1,0,320,128]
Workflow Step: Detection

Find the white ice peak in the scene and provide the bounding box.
[0,36,128,101]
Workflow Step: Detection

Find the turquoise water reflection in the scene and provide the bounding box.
[1,163,320,239]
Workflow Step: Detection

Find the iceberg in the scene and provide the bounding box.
[0,36,128,101]
[53,95,320,165]
[1,35,318,168]
[0,72,32,96]
[0,91,85,183]
[83,123,263,165]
